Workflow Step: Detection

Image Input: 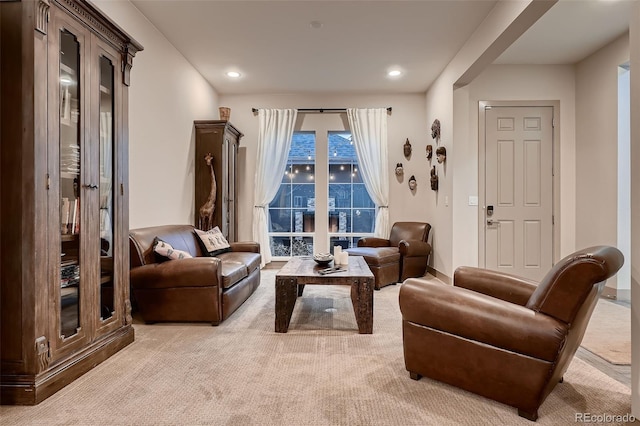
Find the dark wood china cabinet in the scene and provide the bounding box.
[194,120,243,242]
[1,0,142,404]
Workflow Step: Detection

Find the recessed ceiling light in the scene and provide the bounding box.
[388,70,402,77]
[226,71,241,78]
[310,20,323,29]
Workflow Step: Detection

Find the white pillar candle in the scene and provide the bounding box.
[339,252,349,266]
[334,246,342,258]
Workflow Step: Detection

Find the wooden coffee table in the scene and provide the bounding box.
[275,256,374,334]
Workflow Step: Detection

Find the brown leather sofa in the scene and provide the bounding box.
[345,222,431,289]
[399,245,624,421]
[129,225,261,325]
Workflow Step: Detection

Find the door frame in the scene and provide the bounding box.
[478,100,562,271]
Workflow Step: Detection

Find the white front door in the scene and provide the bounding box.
[484,106,554,281]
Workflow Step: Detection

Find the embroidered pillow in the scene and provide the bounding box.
[153,238,193,261]
[194,227,231,257]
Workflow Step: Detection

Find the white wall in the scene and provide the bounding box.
[92,0,219,229]
[575,34,629,295]
[217,94,431,247]
[457,65,576,271]
[424,0,551,278]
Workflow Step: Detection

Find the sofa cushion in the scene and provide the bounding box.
[195,227,231,256]
[345,247,400,267]
[217,251,261,274]
[153,238,193,261]
[220,261,248,289]
[130,225,203,266]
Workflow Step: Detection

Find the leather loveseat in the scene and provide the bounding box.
[129,225,261,325]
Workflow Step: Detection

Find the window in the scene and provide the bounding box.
[269,132,316,257]
[268,131,376,259]
[328,132,375,252]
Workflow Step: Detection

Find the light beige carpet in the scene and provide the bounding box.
[1,271,632,425]
[582,299,631,365]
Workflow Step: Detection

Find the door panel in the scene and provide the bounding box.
[485,106,553,281]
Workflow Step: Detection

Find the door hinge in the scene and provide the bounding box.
[46,174,50,190]
[120,183,124,196]
[552,118,555,128]
[552,215,555,225]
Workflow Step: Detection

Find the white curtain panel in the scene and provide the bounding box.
[253,109,298,266]
[347,108,390,238]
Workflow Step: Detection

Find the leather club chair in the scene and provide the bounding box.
[399,245,624,421]
[345,222,431,290]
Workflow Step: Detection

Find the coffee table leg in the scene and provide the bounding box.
[350,278,374,334]
[275,277,297,332]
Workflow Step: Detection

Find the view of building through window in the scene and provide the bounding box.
[268,131,375,258]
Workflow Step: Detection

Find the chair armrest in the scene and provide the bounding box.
[230,241,260,253]
[130,257,222,290]
[398,239,432,257]
[399,279,567,362]
[453,266,538,306]
[358,237,391,248]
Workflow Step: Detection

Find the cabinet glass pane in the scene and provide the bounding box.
[99,55,115,321]
[59,29,81,338]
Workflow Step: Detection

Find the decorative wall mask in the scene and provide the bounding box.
[426,144,433,160]
[408,175,417,190]
[395,163,404,176]
[436,146,447,164]
[403,138,412,158]
[431,119,441,141]
[430,166,438,191]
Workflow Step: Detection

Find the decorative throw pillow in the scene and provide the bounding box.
[194,227,231,257]
[153,238,193,261]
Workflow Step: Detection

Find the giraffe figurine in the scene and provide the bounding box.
[198,152,216,231]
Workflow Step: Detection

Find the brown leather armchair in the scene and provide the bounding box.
[129,225,261,325]
[399,246,624,421]
[345,222,431,289]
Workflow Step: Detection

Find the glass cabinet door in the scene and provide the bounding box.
[59,28,82,339]
[98,54,115,323]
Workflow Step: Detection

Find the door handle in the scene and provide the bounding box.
[83,184,98,189]
[487,219,499,226]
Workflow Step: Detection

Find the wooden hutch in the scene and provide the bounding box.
[1,0,142,404]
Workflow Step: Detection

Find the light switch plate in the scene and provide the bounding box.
[468,196,478,206]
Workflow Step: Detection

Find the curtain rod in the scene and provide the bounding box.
[251,107,392,114]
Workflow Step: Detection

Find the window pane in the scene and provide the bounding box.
[271,185,292,208]
[329,236,351,251]
[292,237,314,256]
[353,184,375,208]
[270,236,291,257]
[353,209,375,233]
[329,183,351,208]
[269,209,291,232]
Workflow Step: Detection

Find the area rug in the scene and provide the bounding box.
[1,271,632,425]
[581,299,631,365]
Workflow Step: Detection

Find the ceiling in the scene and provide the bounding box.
[131,0,634,95]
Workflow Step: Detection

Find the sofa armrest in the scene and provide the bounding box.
[357,237,391,248]
[453,266,538,306]
[130,257,222,290]
[399,279,567,362]
[230,241,260,253]
[398,239,431,257]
